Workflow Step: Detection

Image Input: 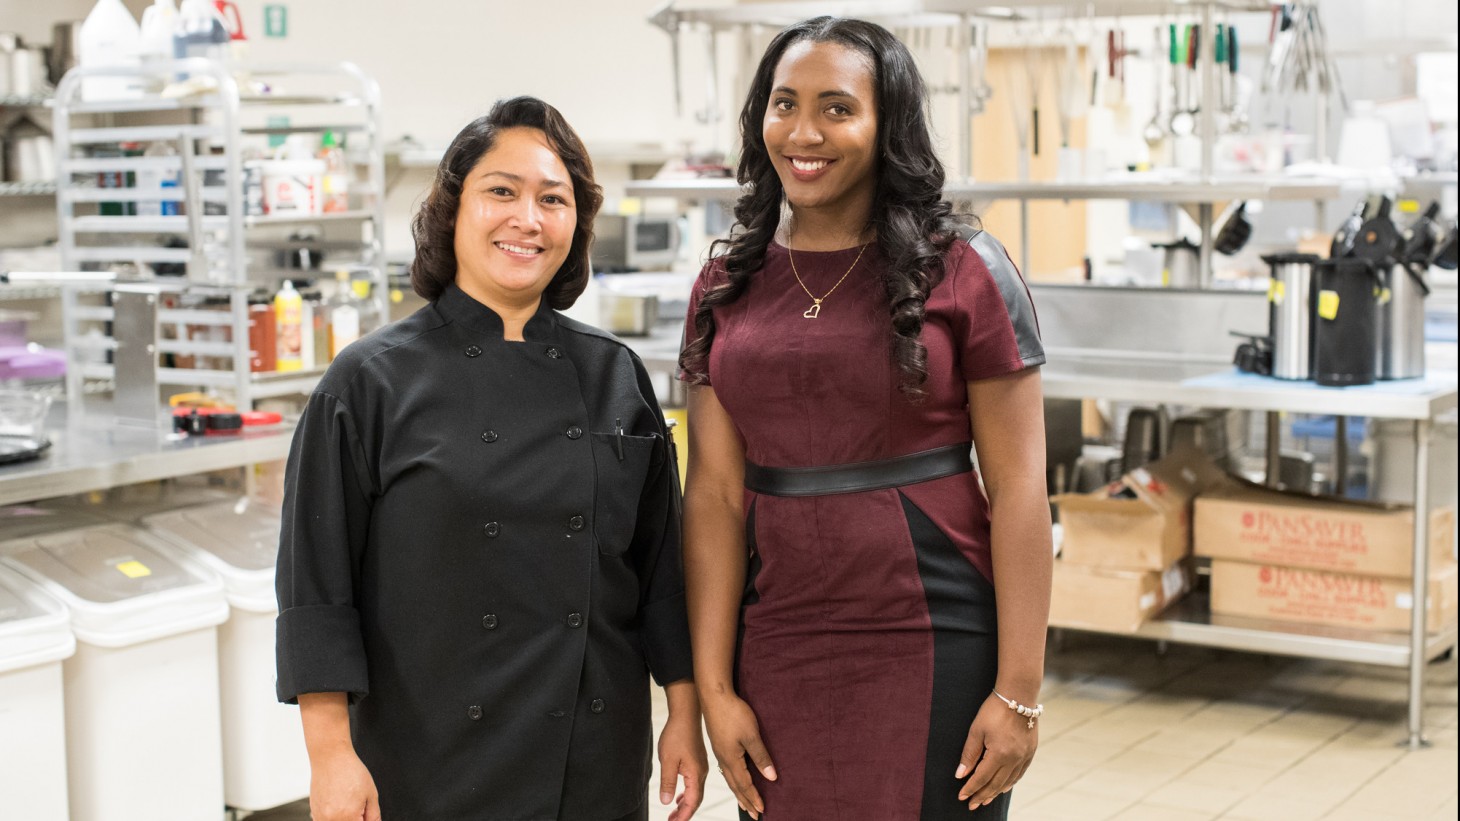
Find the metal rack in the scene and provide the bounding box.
[1040,354,1458,748]
[643,0,1378,281]
[49,59,385,422]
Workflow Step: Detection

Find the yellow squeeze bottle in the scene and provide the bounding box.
[274,280,304,372]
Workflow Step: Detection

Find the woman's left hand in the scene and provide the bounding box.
[955,691,1039,809]
[658,711,709,821]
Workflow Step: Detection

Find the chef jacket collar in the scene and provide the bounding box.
[434,282,559,343]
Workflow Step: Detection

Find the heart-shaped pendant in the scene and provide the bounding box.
[803,301,821,319]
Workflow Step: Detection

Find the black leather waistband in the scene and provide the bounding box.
[744,443,973,497]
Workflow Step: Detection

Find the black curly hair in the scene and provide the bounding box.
[678,16,966,399]
[409,96,603,309]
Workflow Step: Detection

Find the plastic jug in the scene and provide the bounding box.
[78,0,143,101]
[138,0,177,65]
[174,0,227,62]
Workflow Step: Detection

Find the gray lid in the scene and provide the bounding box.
[0,577,41,624]
[9,525,199,604]
[144,502,280,572]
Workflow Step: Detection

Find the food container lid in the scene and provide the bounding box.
[0,524,227,648]
[0,565,75,673]
[143,500,280,612]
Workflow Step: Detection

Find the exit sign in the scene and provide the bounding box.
[264,5,288,38]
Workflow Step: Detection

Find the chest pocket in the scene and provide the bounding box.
[590,431,659,556]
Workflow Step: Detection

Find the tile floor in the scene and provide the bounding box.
[246,633,1458,821]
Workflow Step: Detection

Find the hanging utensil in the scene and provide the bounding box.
[1057,23,1085,149]
[1143,24,1166,149]
[669,20,683,117]
[975,22,993,110]
[1227,23,1248,133]
[1025,44,1048,156]
[1169,23,1194,137]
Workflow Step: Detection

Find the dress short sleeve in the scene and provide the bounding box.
[677,260,721,385]
[950,230,1046,382]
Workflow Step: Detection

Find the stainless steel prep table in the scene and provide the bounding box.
[0,413,293,509]
[1043,355,1459,747]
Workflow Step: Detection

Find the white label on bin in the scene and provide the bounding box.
[115,560,152,579]
[1395,592,1414,610]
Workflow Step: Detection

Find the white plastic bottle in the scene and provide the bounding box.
[138,0,178,65]
[328,270,360,359]
[78,0,144,101]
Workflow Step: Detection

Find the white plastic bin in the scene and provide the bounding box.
[144,499,309,811]
[1,523,230,821]
[0,565,75,821]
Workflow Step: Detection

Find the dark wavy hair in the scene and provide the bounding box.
[678,16,965,398]
[409,96,603,308]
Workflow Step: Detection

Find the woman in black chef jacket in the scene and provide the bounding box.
[274,96,707,821]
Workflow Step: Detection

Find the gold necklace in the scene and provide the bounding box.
[787,241,868,319]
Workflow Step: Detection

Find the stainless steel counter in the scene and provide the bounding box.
[0,416,293,508]
[1043,355,1459,420]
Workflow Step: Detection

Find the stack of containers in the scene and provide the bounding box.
[144,498,310,812]
[0,523,229,821]
[1196,487,1458,632]
[0,565,75,820]
[1049,447,1226,632]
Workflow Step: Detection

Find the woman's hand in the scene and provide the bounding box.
[307,744,380,821]
[955,691,1039,809]
[657,709,709,821]
[298,692,379,821]
[702,691,777,820]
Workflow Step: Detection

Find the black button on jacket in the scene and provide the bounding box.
[275,284,692,820]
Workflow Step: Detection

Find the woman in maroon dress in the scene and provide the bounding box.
[678,17,1052,820]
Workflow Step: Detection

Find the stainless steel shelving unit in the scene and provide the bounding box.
[49,59,386,419]
[626,176,1357,204]
[1041,356,1458,748]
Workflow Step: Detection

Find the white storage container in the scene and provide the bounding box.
[0,565,76,821]
[1,523,229,821]
[144,499,309,811]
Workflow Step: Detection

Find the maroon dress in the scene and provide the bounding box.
[683,231,1044,820]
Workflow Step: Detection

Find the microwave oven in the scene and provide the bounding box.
[592,214,681,272]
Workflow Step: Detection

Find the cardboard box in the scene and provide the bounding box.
[1210,559,1459,633]
[1054,447,1228,571]
[1049,560,1191,633]
[1195,480,1456,578]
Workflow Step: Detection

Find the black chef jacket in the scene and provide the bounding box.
[275,283,693,821]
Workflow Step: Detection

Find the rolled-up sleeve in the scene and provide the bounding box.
[630,364,694,687]
[275,390,375,704]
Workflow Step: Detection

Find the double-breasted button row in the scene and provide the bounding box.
[590,699,606,714]
[468,705,483,720]
[464,345,482,358]
[481,429,499,443]
[482,614,498,630]
[565,426,583,440]
[568,515,585,531]
[484,522,501,538]
[566,612,584,628]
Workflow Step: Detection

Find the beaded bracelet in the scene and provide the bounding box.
[993,690,1044,729]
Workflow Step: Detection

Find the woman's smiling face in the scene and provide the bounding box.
[762,39,879,216]
[453,126,576,312]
